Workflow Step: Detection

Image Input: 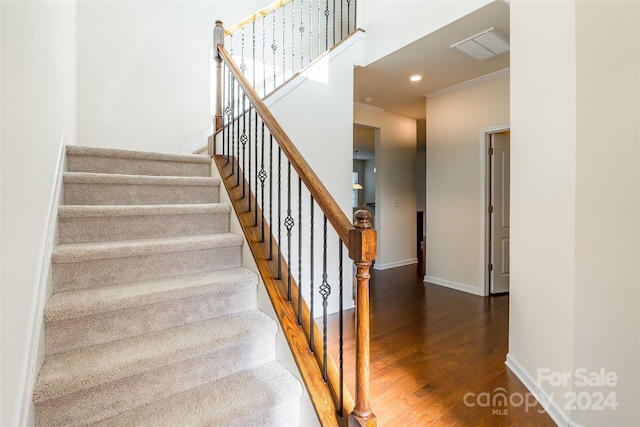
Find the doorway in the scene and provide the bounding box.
[488,131,510,294]
[480,125,510,296]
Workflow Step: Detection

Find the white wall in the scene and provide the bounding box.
[359,0,491,66]
[425,76,509,294]
[572,1,639,425]
[266,35,364,313]
[1,2,77,425]
[354,107,417,269]
[76,1,271,153]
[509,1,640,425]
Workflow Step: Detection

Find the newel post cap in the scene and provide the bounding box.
[213,20,225,53]
[349,210,377,262]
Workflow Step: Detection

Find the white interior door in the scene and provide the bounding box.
[490,132,510,294]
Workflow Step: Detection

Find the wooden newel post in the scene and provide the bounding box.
[348,210,377,427]
[210,20,225,156]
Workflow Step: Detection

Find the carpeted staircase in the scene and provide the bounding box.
[33,145,302,426]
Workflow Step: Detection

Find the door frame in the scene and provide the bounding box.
[478,124,510,296]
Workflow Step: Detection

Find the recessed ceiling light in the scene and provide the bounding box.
[409,74,422,82]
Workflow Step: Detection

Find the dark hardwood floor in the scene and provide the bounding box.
[328,264,555,426]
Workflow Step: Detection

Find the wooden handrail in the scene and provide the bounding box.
[225,0,294,36]
[217,44,353,246]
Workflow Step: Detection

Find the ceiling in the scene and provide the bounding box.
[353,0,510,157]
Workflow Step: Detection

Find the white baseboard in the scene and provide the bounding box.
[373,258,418,270]
[505,353,572,427]
[18,136,69,426]
[423,275,483,296]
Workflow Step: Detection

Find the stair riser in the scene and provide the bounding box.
[58,212,230,244]
[46,286,257,355]
[67,155,211,177]
[35,335,276,427]
[63,183,219,205]
[53,246,242,292]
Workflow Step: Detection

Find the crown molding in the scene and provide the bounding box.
[425,68,510,99]
[354,102,384,113]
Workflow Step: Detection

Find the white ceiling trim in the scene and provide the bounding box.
[425,67,510,99]
[354,102,385,113]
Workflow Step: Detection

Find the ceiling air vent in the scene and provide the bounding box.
[451,27,510,61]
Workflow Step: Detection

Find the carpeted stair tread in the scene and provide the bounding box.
[63,172,218,186]
[58,203,232,243]
[58,203,229,218]
[67,145,211,164]
[45,268,257,322]
[66,146,211,177]
[34,310,278,403]
[52,233,243,264]
[96,361,302,427]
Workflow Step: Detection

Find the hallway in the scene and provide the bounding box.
[329,265,555,426]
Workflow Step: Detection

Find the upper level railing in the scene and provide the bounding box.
[220,0,358,99]
[210,3,375,425]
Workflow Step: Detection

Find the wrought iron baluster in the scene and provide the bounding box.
[354,0,358,33]
[240,27,246,74]
[324,0,330,51]
[319,215,331,381]
[309,0,313,64]
[291,1,295,75]
[269,135,274,260]
[262,17,267,97]
[230,76,236,174]
[236,85,241,186]
[347,0,352,35]
[277,147,282,280]
[259,123,267,242]
[239,94,246,190]
[254,110,259,225]
[272,11,277,91]
[332,0,336,46]
[247,105,252,209]
[285,161,294,301]
[252,21,256,88]
[282,6,286,85]
[309,195,315,352]
[300,0,305,69]
[340,0,343,40]
[297,176,303,325]
[338,240,344,416]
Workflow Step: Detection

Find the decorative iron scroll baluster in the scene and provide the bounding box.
[259,123,267,242]
[240,27,246,74]
[285,162,294,301]
[319,215,331,382]
[324,0,330,50]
